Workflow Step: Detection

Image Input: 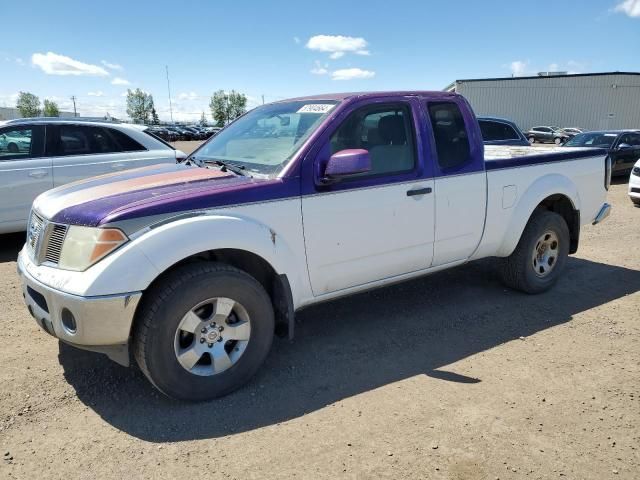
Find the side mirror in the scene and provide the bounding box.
[617,143,631,151]
[321,149,371,184]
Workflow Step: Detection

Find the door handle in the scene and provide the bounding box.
[28,170,48,178]
[406,187,432,196]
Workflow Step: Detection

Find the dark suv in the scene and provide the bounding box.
[525,126,570,145]
[478,117,530,147]
[563,130,640,176]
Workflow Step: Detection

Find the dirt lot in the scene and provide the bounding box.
[0,181,638,480]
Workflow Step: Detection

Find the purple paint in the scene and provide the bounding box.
[43,91,603,228]
[325,149,371,177]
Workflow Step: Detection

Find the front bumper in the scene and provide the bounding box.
[18,252,142,365]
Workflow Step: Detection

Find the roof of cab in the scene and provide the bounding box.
[277,91,458,103]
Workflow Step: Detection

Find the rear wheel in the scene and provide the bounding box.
[554,137,562,145]
[133,262,274,401]
[529,137,535,144]
[8,143,19,153]
[500,210,570,294]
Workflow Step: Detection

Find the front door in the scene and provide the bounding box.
[0,125,50,231]
[302,100,435,296]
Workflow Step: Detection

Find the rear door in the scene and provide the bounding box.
[48,124,156,186]
[425,100,487,266]
[0,125,50,232]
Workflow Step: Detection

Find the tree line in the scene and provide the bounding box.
[15,92,60,117]
[14,89,249,126]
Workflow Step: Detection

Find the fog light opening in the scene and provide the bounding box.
[61,308,77,334]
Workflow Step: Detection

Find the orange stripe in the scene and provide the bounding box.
[59,168,232,209]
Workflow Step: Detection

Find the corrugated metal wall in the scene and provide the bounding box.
[455,74,640,131]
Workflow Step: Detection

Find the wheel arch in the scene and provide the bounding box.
[139,248,295,339]
[497,174,581,257]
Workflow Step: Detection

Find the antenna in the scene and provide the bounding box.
[166,65,174,123]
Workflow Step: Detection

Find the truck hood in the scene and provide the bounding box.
[34,163,293,227]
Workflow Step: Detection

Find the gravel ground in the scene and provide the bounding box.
[0,181,638,480]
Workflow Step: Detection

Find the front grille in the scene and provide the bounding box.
[44,224,68,264]
[27,212,68,266]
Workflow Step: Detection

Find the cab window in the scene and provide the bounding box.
[330,103,416,177]
[427,102,471,170]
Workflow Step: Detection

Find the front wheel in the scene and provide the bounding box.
[133,262,274,401]
[529,137,535,144]
[499,210,570,294]
[554,137,562,145]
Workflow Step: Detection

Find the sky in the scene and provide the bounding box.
[1,0,639,122]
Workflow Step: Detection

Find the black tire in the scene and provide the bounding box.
[133,262,274,401]
[529,137,535,144]
[554,137,562,145]
[8,143,19,153]
[499,210,570,294]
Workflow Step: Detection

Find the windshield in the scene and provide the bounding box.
[564,132,617,148]
[192,100,338,176]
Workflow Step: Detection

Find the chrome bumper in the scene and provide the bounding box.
[592,202,612,225]
[18,254,141,365]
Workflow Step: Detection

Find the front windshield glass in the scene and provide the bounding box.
[193,100,339,176]
[564,132,617,148]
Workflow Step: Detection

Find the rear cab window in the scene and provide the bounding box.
[427,102,471,170]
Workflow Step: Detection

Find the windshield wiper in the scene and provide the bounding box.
[196,158,247,176]
[212,160,247,176]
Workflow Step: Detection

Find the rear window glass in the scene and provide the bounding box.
[427,102,471,170]
[479,120,519,141]
[144,129,175,150]
[108,128,147,152]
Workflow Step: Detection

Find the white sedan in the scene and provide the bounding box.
[0,119,185,234]
[629,159,640,207]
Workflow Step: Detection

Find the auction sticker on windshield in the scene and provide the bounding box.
[297,104,335,114]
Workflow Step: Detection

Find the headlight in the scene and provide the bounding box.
[633,166,640,177]
[58,226,128,271]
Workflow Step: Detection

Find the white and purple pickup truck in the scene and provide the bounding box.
[18,91,612,401]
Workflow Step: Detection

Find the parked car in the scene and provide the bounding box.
[146,126,178,142]
[0,118,186,234]
[477,116,530,146]
[563,130,640,176]
[18,91,611,401]
[0,129,32,153]
[562,128,584,137]
[629,159,640,207]
[525,126,570,145]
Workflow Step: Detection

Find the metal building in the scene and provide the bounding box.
[446,72,640,131]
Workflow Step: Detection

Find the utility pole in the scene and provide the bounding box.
[261,94,265,105]
[70,96,77,117]
[165,65,174,123]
